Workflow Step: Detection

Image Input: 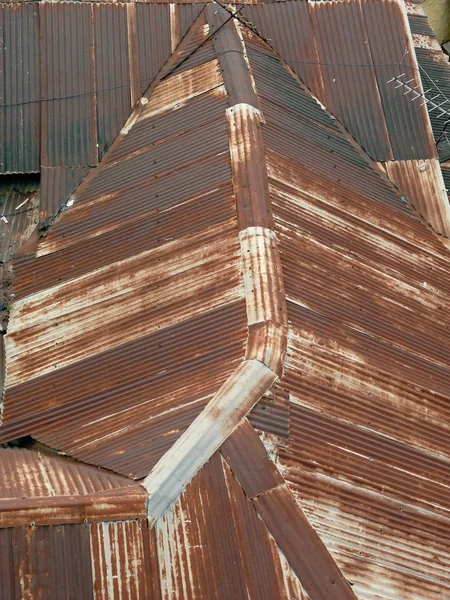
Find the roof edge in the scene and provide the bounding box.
[0,485,147,528]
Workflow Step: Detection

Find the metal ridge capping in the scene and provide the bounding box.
[143,7,288,521]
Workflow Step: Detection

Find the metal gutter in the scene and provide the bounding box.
[143,7,288,522]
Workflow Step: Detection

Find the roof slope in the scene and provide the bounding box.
[1,3,450,599]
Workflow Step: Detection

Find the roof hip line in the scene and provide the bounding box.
[143,7,288,521]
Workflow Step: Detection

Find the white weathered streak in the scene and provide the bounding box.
[144,359,277,523]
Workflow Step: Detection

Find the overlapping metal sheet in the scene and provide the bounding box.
[156,451,311,600]
[243,0,436,161]
[0,4,40,174]
[0,58,247,480]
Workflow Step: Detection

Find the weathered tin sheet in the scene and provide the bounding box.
[309,0,392,160]
[243,0,435,161]
[40,166,89,221]
[0,58,247,480]
[91,520,161,600]
[0,524,94,599]
[0,175,39,262]
[408,13,436,36]
[0,4,40,174]
[156,451,310,600]
[135,4,171,97]
[94,4,131,158]
[39,3,98,168]
[248,386,289,439]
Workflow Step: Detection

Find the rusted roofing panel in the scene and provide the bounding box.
[0,53,247,478]
[156,451,310,600]
[221,419,284,499]
[40,166,89,220]
[91,520,161,600]
[279,401,450,599]
[0,4,40,174]
[243,2,324,98]
[361,0,435,159]
[309,0,392,159]
[0,524,94,599]
[0,175,39,262]
[135,4,172,97]
[94,4,131,158]
[39,2,98,168]
[178,3,205,41]
[248,386,289,439]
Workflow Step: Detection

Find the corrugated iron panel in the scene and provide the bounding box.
[39,3,98,168]
[0,524,94,599]
[221,419,284,499]
[136,4,171,97]
[361,0,435,159]
[408,13,436,36]
[94,4,131,159]
[179,3,205,41]
[279,403,450,599]
[156,451,309,599]
[91,520,160,600]
[0,175,39,262]
[0,447,137,500]
[309,0,392,160]
[243,2,324,98]
[414,47,450,143]
[40,166,89,219]
[248,387,289,439]
[0,4,40,173]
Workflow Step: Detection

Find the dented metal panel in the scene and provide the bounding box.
[0,4,40,174]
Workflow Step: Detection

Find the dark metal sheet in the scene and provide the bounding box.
[136,4,172,97]
[0,524,94,600]
[179,3,205,41]
[94,4,131,159]
[309,0,392,160]
[243,2,324,98]
[221,419,284,499]
[248,387,289,439]
[361,0,436,159]
[40,166,89,220]
[39,3,98,168]
[408,13,436,36]
[0,175,39,262]
[0,4,40,173]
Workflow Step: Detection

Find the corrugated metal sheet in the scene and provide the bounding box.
[136,4,171,97]
[39,3,98,168]
[0,59,247,480]
[94,4,131,158]
[0,447,138,500]
[91,520,161,600]
[0,4,40,173]
[245,39,408,210]
[243,0,435,161]
[40,166,89,220]
[179,3,205,41]
[408,13,436,36]
[156,451,311,600]
[0,524,94,599]
[0,175,39,262]
[248,386,289,439]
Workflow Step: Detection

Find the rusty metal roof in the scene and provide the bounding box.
[2,2,450,599]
